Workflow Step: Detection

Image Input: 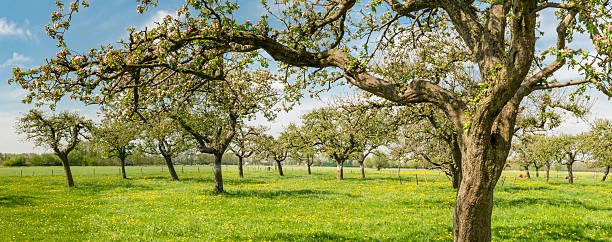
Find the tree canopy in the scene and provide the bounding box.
[8,0,612,240]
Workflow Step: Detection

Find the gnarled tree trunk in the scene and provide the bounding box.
[336,162,344,180]
[360,163,365,179]
[276,160,284,176]
[119,155,127,179]
[163,154,179,181]
[566,163,574,184]
[545,164,551,183]
[602,165,610,182]
[451,171,461,190]
[453,135,506,242]
[58,153,75,188]
[213,153,223,193]
[523,166,531,178]
[237,156,244,178]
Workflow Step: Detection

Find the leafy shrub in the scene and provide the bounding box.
[3,156,29,167]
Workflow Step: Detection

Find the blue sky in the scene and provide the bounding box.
[0,1,610,153]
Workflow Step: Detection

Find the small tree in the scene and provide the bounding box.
[365,151,389,171]
[284,123,317,175]
[140,118,188,181]
[257,133,290,176]
[301,103,393,180]
[586,119,612,181]
[16,109,91,188]
[93,120,140,179]
[555,134,588,184]
[230,125,265,178]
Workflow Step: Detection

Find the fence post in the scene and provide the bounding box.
[415,174,419,186]
[182,166,184,173]
[20,169,23,177]
[513,177,516,185]
[141,167,143,175]
[501,176,505,186]
[52,169,54,176]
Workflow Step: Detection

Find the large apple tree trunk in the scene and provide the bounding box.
[276,160,284,176]
[360,163,365,179]
[545,164,551,183]
[336,161,344,180]
[213,153,224,193]
[602,165,610,182]
[566,163,574,184]
[162,154,179,181]
[453,132,507,242]
[237,156,244,178]
[58,153,75,188]
[119,153,127,179]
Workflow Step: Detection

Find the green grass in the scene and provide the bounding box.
[0,165,610,241]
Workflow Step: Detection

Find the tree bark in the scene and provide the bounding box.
[453,130,511,241]
[58,153,75,188]
[276,160,284,176]
[213,153,224,193]
[451,172,461,189]
[238,156,244,178]
[360,163,365,179]
[534,166,539,177]
[119,155,127,179]
[163,154,179,181]
[567,163,574,184]
[602,165,610,182]
[545,164,550,183]
[336,162,344,180]
[524,166,531,178]
[307,163,311,175]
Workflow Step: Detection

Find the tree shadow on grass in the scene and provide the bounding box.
[496,185,553,192]
[0,195,37,207]
[493,197,611,211]
[492,222,612,241]
[210,189,353,199]
[230,231,375,241]
[75,180,155,194]
[139,175,185,181]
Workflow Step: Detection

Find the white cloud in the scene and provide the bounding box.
[247,91,356,137]
[0,17,33,39]
[0,52,32,69]
[0,112,48,154]
[140,10,175,30]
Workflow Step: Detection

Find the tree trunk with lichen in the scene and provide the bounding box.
[336,161,344,180]
[452,130,508,242]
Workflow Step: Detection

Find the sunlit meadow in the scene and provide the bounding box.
[0,166,610,241]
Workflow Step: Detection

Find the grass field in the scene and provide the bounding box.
[0,165,610,241]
